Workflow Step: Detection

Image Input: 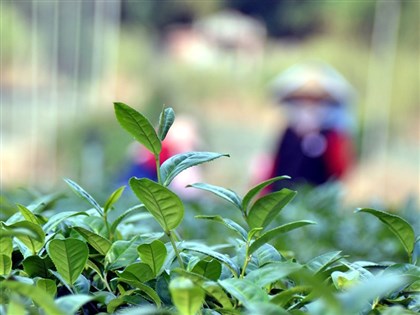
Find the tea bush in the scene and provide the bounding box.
[0,104,419,315]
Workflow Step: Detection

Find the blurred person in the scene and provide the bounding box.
[266,62,355,190]
[120,115,203,198]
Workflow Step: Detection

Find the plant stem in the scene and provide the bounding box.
[168,230,185,270]
[240,243,251,278]
[155,154,162,185]
[103,212,112,241]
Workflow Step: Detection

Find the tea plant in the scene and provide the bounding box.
[0,104,419,315]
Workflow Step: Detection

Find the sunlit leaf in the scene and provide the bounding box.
[174,268,233,309]
[73,226,112,255]
[0,236,13,256]
[247,189,296,229]
[118,262,154,283]
[161,152,229,186]
[5,221,45,254]
[114,102,162,155]
[158,107,175,141]
[35,278,57,297]
[47,238,89,285]
[17,204,41,225]
[0,254,12,275]
[130,178,184,232]
[191,259,222,281]
[138,240,167,276]
[169,277,205,315]
[104,186,126,214]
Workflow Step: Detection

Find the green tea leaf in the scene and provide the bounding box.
[247,189,296,229]
[43,211,89,233]
[191,259,222,281]
[339,274,412,313]
[47,238,89,285]
[73,226,112,255]
[356,208,415,259]
[17,204,41,225]
[22,255,54,278]
[183,243,240,277]
[161,152,229,186]
[116,279,162,307]
[169,277,205,315]
[118,262,155,283]
[130,178,184,232]
[138,240,167,276]
[104,186,125,214]
[187,183,242,211]
[6,299,26,315]
[36,278,57,297]
[0,254,12,275]
[249,220,315,254]
[195,215,247,241]
[306,251,343,274]
[245,261,302,287]
[6,221,45,254]
[270,285,312,307]
[218,278,269,307]
[158,107,175,141]
[174,268,233,309]
[114,102,162,155]
[242,176,291,212]
[0,237,13,256]
[253,243,283,267]
[106,238,144,270]
[64,178,103,216]
[55,294,97,315]
[111,206,149,231]
[0,281,65,315]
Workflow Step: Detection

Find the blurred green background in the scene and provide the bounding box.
[1,0,419,206]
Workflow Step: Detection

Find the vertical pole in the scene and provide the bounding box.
[360,0,400,197]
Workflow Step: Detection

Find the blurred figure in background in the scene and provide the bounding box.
[120,115,203,198]
[268,62,355,190]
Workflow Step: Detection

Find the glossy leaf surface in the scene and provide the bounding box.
[114,102,162,155]
[158,107,175,141]
[47,238,89,285]
[138,240,167,276]
[130,178,184,232]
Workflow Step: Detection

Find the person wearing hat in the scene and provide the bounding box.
[268,62,355,189]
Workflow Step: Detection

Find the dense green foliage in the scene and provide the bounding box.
[0,105,419,314]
